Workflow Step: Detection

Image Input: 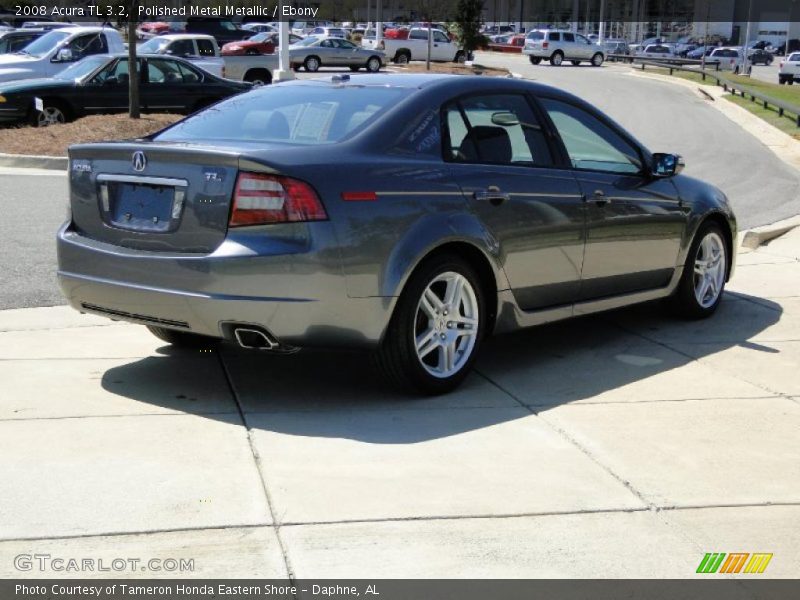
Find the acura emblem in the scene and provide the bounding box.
[132,151,147,172]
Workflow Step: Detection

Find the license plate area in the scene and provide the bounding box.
[97,174,188,233]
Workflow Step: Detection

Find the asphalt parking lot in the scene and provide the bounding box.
[1,56,799,579]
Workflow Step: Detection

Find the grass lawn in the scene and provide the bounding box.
[642,65,800,140]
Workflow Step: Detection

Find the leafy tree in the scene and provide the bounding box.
[454,0,484,54]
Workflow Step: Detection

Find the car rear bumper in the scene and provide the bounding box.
[56,223,392,348]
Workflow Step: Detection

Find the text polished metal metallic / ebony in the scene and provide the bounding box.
[56,74,736,394]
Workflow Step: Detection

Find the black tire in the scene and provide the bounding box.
[454,50,466,63]
[366,55,382,72]
[550,51,564,66]
[529,56,542,65]
[394,51,410,64]
[375,254,486,395]
[304,55,321,72]
[591,52,604,66]
[571,60,581,66]
[146,326,219,349]
[790,79,795,85]
[668,223,728,319]
[244,69,272,85]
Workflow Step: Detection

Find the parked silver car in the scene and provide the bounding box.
[57,74,736,394]
[290,36,384,72]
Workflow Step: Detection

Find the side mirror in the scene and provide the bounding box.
[652,153,684,177]
[53,47,73,62]
[104,76,118,85]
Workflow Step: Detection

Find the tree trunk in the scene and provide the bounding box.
[127,4,140,119]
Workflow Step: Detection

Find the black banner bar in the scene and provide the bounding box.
[2,580,800,600]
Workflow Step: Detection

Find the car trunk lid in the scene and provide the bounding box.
[68,142,251,253]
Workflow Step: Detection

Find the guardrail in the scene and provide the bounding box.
[631,59,800,127]
[607,54,720,70]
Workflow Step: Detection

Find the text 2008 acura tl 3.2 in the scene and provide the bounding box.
[57,74,736,394]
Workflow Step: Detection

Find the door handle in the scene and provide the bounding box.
[474,186,510,206]
[591,189,610,206]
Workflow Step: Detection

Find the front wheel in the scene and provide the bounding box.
[550,51,564,66]
[529,56,542,65]
[376,255,486,394]
[304,55,320,72]
[668,223,728,318]
[32,101,68,127]
[454,50,466,63]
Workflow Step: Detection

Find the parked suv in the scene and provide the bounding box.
[523,29,604,66]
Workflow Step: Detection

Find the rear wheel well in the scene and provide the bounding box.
[403,242,498,333]
[699,213,734,280]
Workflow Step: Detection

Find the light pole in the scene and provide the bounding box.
[786,0,796,56]
[742,0,752,75]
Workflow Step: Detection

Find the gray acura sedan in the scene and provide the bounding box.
[57,74,736,394]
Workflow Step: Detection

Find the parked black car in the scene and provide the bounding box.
[0,53,251,126]
[0,28,47,54]
[749,48,774,65]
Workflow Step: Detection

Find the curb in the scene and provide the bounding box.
[742,215,800,249]
[0,153,67,171]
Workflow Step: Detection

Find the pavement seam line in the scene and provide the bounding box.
[609,317,799,405]
[5,501,800,543]
[473,368,654,509]
[216,351,297,583]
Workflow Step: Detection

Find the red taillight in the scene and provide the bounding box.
[229,172,327,227]
[543,41,549,49]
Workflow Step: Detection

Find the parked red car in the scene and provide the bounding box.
[488,34,526,53]
[221,31,303,55]
[137,21,170,39]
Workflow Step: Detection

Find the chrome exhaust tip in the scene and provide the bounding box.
[234,327,278,350]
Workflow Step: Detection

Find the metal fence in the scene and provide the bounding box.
[616,57,800,128]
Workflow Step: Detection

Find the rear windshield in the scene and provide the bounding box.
[789,52,800,61]
[526,31,544,40]
[154,84,409,145]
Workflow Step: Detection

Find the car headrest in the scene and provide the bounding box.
[459,125,512,164]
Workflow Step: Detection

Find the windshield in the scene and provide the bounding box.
[139,38,169,53]
[17,30,69,57]
[54,54,108,79]
[154,84,409,145]
[294,36,319,46]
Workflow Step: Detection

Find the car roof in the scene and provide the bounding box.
[157,33,216,40]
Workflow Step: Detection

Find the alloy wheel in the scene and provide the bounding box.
[414,271,479,379]
[37,106,65,127]
[693,231,726,308]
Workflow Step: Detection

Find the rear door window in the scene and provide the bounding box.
[443,94,553,167]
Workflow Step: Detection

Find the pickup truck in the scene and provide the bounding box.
[779,52,800,84]
[137,34,224,78]
[362,27,464,64]
[222,53,278,85]
[0,26,125,83]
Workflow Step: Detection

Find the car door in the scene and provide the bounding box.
[538,97,687,303]
[142,57,193,112]
[574,33,594,59]
[432,30,453,60]
[444,93,586,311]
[80,57,137,114]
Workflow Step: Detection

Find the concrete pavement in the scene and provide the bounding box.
[0,229,798,578]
